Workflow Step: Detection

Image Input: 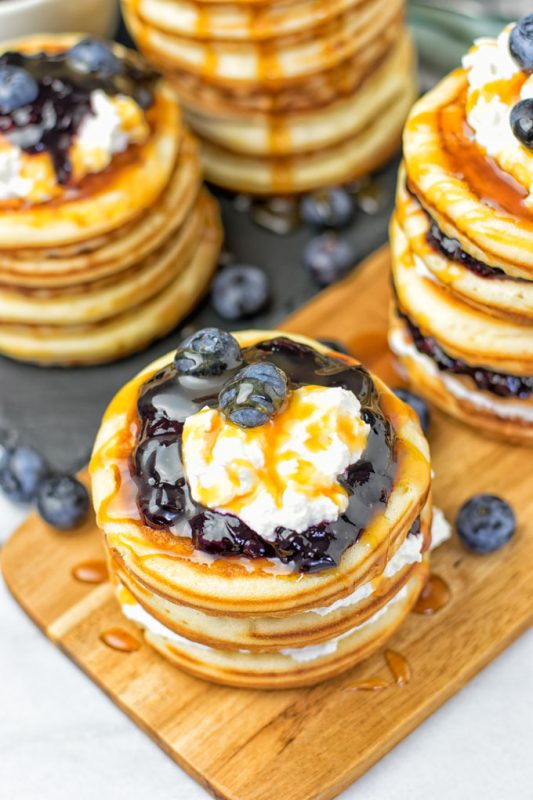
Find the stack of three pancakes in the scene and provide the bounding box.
[122,0,417,195]
[91,332,434,689]
[0,36,221,366]
[390,23,533,444]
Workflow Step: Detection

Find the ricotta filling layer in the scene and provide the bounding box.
[116,511,451,664]
[389,326,533,423]
[462,24,533,202]
[182,385,370,541]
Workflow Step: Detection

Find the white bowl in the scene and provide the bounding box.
[0,0,119,42]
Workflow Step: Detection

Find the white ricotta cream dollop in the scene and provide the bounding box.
[181,385,370,541]
[0,147,33,201]
[462,24,533,199]
[0,89,148,202]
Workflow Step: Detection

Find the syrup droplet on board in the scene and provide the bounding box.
[345,678,389,692]
[100,628,141,653]
[71,560,108,584]
[413,574,451,615]
[384,649,412,687]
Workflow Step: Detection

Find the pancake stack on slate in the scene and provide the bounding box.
[0,35,221,366]
[389,19,533,445]
[122,0,417,194]
[90,330,434,689]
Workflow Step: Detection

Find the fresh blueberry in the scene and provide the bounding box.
[510,98,533,149]
[219,362,288,428]
[303,233,356,286]
[393,388,431,434]
[67,38,121,76]
[36,475,90,530]
[211,265,269,320]
[0,445,48,504]
[174,327,242,377]
[0,427,18,474]
[0,66,38,114]
[456,494,516,554]
[300,188,354,230]
[509,14,533,72]
[319,339,350,355]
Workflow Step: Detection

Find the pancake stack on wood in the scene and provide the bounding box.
[90,330,435,689]
[390,20,533,445]
[0,35,221,366]
[122,0,417,194]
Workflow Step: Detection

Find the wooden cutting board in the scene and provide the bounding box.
[2,245,533,800]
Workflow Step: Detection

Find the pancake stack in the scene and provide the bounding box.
[390,20,533,445]
[0,35,221,366]
[122,0,417,194]
[90,330,434,689]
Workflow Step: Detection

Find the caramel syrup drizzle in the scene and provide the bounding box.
[413,574,451,616]
[384,649,411,687]
[100,628,141,653]
[71,560,108,584]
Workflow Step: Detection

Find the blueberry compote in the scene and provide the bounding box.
[132,338,397,573]
[0,46,158,185]
[425,222,527,281]
[401,311,533,398]
[406,181,526,282]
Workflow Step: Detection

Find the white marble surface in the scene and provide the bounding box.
[1,491,532,800]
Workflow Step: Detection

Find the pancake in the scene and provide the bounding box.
[198,81,415,194]
[389,310,533,444]
[391,217,533,376]
[123,565,428,688]
[0,132,202,289]
[390,20,533,444]
[132,0,367,42]
[0,193,221,365]
[0,192,206,325]
[164,19,403,117]
[396,170,533,324]
[122,0,413,194]
[91,331,431,615]
[0,36,223,365]
[110,497,432,651]
[90,330,434,688]
[403,69,533,279]
[182,32,414,157]
[123,0,402,88]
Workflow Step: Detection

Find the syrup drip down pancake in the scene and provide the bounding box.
[90,330,439,689]
[122,0,417,194]
[0,35,221,365]
[389,19,533,445]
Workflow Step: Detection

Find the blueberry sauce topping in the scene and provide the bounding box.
[426,222,507,279]
[0,40,159,186]
[131,336,396,573]
[400,310,533,399]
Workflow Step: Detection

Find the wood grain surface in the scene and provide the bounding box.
[2,246,532,800]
